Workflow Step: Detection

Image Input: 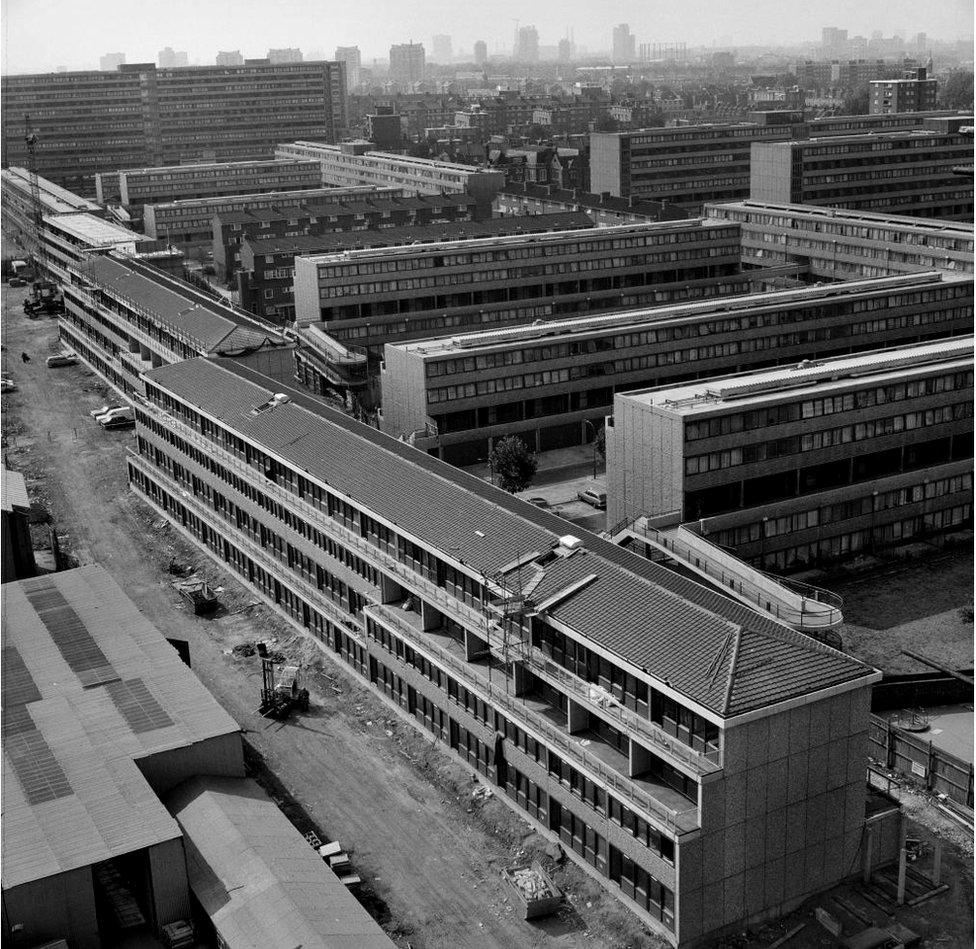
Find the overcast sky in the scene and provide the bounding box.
[1,0,972,73]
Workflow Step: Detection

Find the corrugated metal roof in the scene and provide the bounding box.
[167,777,394,949]
[2,466,30,513]
[146,359,874,719]
[1,566,240,889]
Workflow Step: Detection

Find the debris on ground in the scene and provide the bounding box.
[231,642,257,658]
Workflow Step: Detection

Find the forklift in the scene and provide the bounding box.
[23,279,64,317]
[259,659,310,719]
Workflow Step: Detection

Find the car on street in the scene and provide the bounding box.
[1,378,17,393]
[577,486,607,510]
[46,352,78,368]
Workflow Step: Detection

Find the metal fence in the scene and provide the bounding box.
[868,713,974,808]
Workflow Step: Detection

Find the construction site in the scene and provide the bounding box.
[1,77,974,948]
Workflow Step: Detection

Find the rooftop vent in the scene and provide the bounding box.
[557,534,583,553]
[251,392,291,415]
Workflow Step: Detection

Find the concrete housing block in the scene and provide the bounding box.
[764,855,785,906]
[829,691,852,740]
[724,771,748,823]
[744,819,766,869]
[787,754,807,804]
[766,757,789,812]
[680,841,704,893]
[765,807,787,859]
[702,833,726,885]
[746,767,768,820]
[767,712,791,761]
[744,864,766,916]
[721,727,749,774]
[827,738,849,790]
[789,704,811,752]
[701,881,725,935]
[724,821,746,878]
[785,802,807,854]
[746,717,770,769]
[808,701,831,748]
[806,792,827,843]
[804,843,826,891]
[806,744,829,797]
[723,871,746,925]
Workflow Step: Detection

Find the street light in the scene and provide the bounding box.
[582,419,600,479]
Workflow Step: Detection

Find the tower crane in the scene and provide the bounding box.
[21,114,63,316]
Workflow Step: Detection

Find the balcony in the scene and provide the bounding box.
[367,600,699,835]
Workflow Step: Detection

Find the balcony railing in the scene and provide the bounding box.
[367,602,699,834]
[622,519,844,634]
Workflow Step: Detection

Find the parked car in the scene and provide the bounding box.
[100,414,136,430]
[96,407,134,425]
[1,378,17,393]
[46,353,78,368]
[577,487,607,510]
[525,497,549,508]
[90,403,124,419]
[8,277,26,288]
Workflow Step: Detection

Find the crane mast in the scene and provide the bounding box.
[24,113,45,269]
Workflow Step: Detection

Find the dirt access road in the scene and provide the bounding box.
[0,295,664,949]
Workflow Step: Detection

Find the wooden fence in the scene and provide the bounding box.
[868,714,974,808]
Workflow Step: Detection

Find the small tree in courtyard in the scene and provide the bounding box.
[489,436,538,493]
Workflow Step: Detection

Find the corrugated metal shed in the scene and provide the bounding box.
[2,566,241,890]
[167,777,394,949]
[2,467,30,513]
[145,358,876,719]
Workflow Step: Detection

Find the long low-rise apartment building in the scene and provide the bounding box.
[750,127,975,222]
[380,271,973,464]
[493,183,690,226]
[39,212,163,282]
[243,212,593,325]
[96,158,323,208]
[293,219,752,357]
[59,253,288,398]
[2,167,103,234]
[705,201,975,280]
[126,354,883,946]
[213,192,479,281]
[275,140,506,215]
[607,339,974,573]
[141,185,395,252]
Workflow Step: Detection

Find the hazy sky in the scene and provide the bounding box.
[1,0,972,73]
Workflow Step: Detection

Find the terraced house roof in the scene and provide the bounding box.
[81,254,285,355]
[144,358,876,720]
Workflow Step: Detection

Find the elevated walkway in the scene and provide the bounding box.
[609,516,843,643]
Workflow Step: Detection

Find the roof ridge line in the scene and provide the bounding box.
[722,625,744,715]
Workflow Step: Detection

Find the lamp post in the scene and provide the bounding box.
[582,418,599,479]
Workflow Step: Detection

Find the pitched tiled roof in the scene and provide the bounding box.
[145,358,876,719]
[82,255,284,355]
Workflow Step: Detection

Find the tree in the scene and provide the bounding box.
[488,436,538,493]
[840,83,871,116]
[939,71,974,111]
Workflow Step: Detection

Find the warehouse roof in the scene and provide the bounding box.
[144,358,876,720]
[78,254,285,354]
[1,566,240,890]
[244,212,594,258]
[1,467,30,513]
[167,777,394,949]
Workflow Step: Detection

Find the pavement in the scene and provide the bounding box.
[464,444,609,534]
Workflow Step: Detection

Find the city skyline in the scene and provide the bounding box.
[1,0,972,74]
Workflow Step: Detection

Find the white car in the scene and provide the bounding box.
[96,407,134,425]
[1,378,16,394]
[90,403,123,419]
[46,353,78,368]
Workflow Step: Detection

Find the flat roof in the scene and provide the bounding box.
[245,212,594,257]
[622,337,974,414]
[118,158,320,177]
[766,128,970,146]
[707,200,976,234]
[77,254,285,354]
[144,357,876,720]
[1,467,30,513]
[284,140,504,175]
[146,185,391,214]
[167,777,394,949]
[301,217,731,266]
[392,271,958,357]
[3,168,102,214]
[1,566,241,890]
[43,212,145,246]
